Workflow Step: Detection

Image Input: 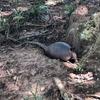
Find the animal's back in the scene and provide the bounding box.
[47,42,71,61]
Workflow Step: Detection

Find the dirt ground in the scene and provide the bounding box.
[0,0,100,100]
[0,44,66,99]
[0,35,100,100]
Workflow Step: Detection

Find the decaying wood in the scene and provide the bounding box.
[53,77,83,100]
[66,22,80,53]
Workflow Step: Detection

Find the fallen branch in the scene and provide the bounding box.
[53,77,83,100]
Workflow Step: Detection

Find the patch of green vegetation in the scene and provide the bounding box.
[24,92,43,100]
[30,5,49,16]
[0,17,8,31]
[34,0,44,6]
[80,20,95,41]
[30,4,50,23]
[0,0,49,36]
[64,4,75,15]
[30,0,45,15]
[13,10,25,25]
[75,64,84,73]
[37,5,49,14]
[79,0,86,3]
[13,10,24,20]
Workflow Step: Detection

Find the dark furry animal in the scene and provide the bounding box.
[26,41,78,62]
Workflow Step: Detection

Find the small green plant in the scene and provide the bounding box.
[80,20,95,40]
[37,5,49,14]
[0,15,10,38]
[13,10,24,22]
[34,0,44,6]
[15,0,19,4]
[0,17,10,39]
[11,0,21,4]
[30,4,49,23]
[0,17,8,30]
[64,4,75,15]
[30,4,49,16]
[30,0,45,14]
[13,9,25,30]
[24,91,43,100]
[74,64,84,73]
[79,0,86,3]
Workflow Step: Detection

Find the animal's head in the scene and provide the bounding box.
[70,51,78,63]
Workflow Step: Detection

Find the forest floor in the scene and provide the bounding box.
[0,0,100,100]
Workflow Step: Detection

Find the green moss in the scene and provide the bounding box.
[64,4,75,15]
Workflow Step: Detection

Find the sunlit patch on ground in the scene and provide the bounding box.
[68,72,95,85]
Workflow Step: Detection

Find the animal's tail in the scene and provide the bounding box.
[26,41,48,51]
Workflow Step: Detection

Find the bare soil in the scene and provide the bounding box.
[0,0,100,100]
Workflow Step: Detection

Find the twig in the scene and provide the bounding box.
[24,22,52,27]
[0,70,28,79]
[53,77,83,100]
